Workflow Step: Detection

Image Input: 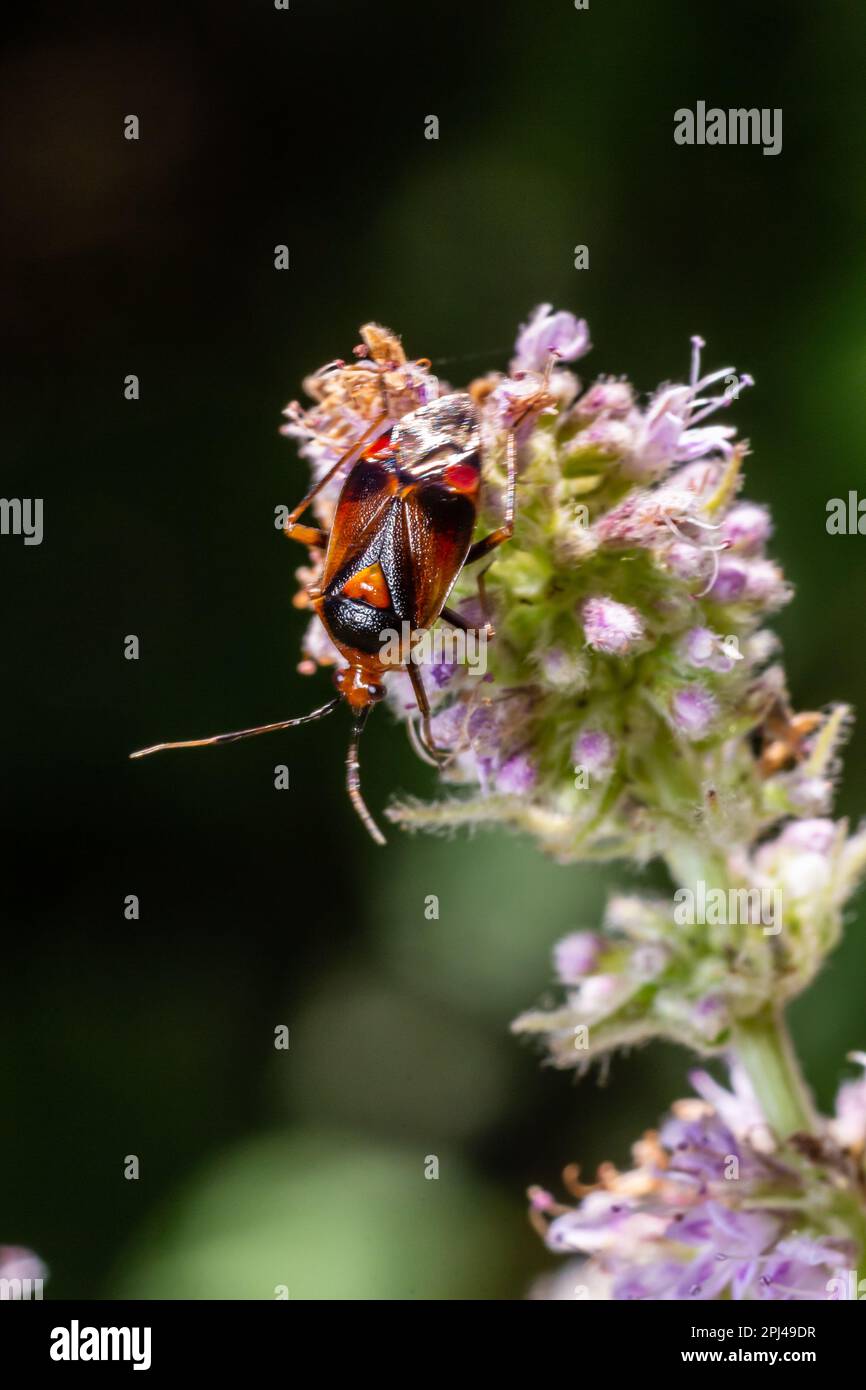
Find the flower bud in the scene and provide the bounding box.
[670,685,719,740]
[571,728,617,778]
[720,502,772,552]
[581,596,645,656]
[553,931,604,983]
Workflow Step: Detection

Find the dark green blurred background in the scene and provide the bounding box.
[3,0,865,1298]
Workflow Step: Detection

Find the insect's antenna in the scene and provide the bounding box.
[130,698,341,759]
[346,711,386,846]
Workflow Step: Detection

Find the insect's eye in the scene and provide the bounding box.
[444,461,479,493]
[367,683,386,703]
[363,431,395,460]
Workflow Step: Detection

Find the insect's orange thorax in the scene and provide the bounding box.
[333,660,387,712]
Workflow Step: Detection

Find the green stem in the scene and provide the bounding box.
[664,832,817,1141]
[731,1006,816,1138]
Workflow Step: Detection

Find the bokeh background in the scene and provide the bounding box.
[3,0,865,1299]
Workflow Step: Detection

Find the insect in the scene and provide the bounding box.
[757,698,822,777]
[131,350,553,844]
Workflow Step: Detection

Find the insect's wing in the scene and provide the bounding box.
[320,456,398,590]
[392,393,479,474]
[399,479,477,629]
[319,396,481,632]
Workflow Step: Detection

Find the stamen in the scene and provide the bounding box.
[692,366,736,394]
[689,398,731,425]
[690,335,706,387]
[689,370,753,425]
[662,513,728,548]
[693,546,722,598]
[660,513,731,598]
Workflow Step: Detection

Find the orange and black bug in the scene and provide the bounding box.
[131,360,552,843]
[756,698,822,778]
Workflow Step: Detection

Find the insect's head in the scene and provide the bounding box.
[333,661,387,713]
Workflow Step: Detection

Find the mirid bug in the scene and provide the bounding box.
[757,698,823,778]
[131,340,554,844]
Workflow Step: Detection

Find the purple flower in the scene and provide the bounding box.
[830,1055,866,1152]
[678,1201,780,1258]
[789,776,833,815]
[574,378,634,419]
[496,752,538,795]
[679,626,739,673]
[574,973,628,1017]
[623,387,692,480]
[553,931,604,983]
[538,647,590,692]
[466,704,501,750]
[629,943,669,979]
[0,1247,46,1297]
[577,418,633,458]
[721,503,772,552]
[707,560,748,603]
[665,541,710,581]
[777,818,836,854]
[688,1062,777,1146]
[428,658,458,689]
[673,423,738,463]
[681,626,714,666]
[529,1185,557,1213]
[582,596,645,656]
[753,819,837,900]
[571,728,617,778]
[545,1190,664,1256]
[429,702,469,748]
[535,1065,857,1302]
[671,686,719,740]
[300,615,344,671]
[620,339,750,482]
[742,559,788,606]
[513,303,591,373]
[486,372,560,434]
[760,1238,853,1300]
[690,995,729,1042]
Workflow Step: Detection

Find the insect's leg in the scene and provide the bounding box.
[442,593,495,640]
[463,351,558,567]
[440,606,472,631]
[406,715,442,768]
[284,522,329,548]
[475,567,498,636]
[283,412,390,545]
[407,662,450,764]
[464,426,517,565]
[130,698,340,758]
